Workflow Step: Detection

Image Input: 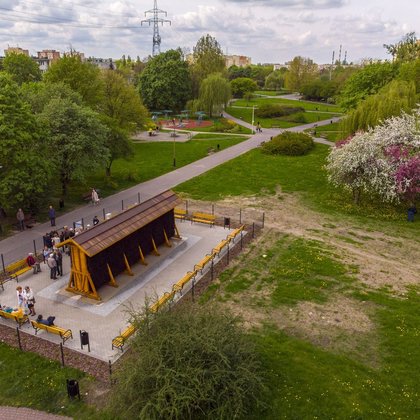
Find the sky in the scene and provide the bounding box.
[0,0,419,64]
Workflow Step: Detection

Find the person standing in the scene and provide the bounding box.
[91,188,99,206]
[407,205,417,222]
[48,205,56,226]
[26,253,39,274]
[16,208,25,231]
[47,253,57,280]
[16,286,25,308]
[24,286,36,316]
[55,249,63,276]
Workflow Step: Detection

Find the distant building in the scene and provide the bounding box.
[225,55,251,68]
[63,50,85,61]
[4,46,29,56]
[35,49,61,73]
[87,57,114,70]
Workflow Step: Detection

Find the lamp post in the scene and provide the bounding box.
[172,130,176,167]
[251,106,255,134]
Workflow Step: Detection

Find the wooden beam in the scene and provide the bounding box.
[151,237,160,256]
[107,263,118,288]
[138,246,148,265]
[163,228,172,247]
[123,254,134,276]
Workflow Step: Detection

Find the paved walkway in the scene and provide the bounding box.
[0,114,337,263]
[0,406,72,420]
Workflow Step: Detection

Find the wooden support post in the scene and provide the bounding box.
[138,246,147,265]
[174,224,181,239]
[151,237,160,256]
[163,229,172,247]
[123,254,134,276]
[107,264,118,287]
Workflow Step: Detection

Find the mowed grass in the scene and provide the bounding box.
[0,344,100,418]
[175,143,418,227]
[306,122,345,142]
[200,235,420,419]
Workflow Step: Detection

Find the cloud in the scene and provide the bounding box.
[223,0,346,8]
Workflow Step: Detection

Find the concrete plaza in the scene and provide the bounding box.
[0,222,245,362]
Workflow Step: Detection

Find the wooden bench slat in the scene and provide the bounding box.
[212,239,230,256]
[194,254,214,273]
[174,208,187,220]
[173,270,197,292]
[191,212,215,226]
[30,320,73,344]
[112,324,137,351]
[227,225,245,242]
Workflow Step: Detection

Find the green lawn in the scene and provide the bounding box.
[254,90,286,96]
[0,344,101,418]
[175,144,418,228]
[305,122,346,142]
[200,235,420,419]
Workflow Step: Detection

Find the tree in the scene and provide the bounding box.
[44,55,104,108]
[108,303,264,419]
[100,70,148,131]
[138,49,191,111]
[340,80,416,136]
[338,62,397,109]
[39,98,109,195]
[191,34,225,96]
[327,108,420,204]
[0,73,50,210]
[284,56,318,92]
[2,52,41,85]
[384,32,420,63]
[227,65,252,80]
[230,77,258,98]
[265,71,284,91]
[198,73,231,117]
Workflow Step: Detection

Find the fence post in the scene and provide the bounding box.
[81,218,84,229]
[186,200,188,214]
[240,231,243,250]
[191,279,195,302]
[227,243,230,265]
[1,253,5,273]
[239,208,242,224]
[109,360,113,386]
[138,192,141,204]
[252,223,255,239]
[211,259,214,281]
[33,239,37,256]
[60,343,65,367]
[16,327,22,350]
[262,212,265,228]
[102,208,106,221]
[121,200,124,211]
[212,204,214,215]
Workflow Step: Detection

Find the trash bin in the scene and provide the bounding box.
[224,217,230,228]
[80,331,89,346]
[66,379,80,399]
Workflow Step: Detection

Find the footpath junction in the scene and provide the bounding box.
[0,191,251,364]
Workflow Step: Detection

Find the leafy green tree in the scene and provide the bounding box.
[3,52,41,85]
[230,77,258,98]
[265,70,284,90]
[250,64,273,88]
[338,62,397,109]
[384,32,420,63]
[284,56,318,92]
[398,58,420,93]
[0,73,50,210]
[108,303,264,419]
[301,79,337,101]
[341,80,416,136]
[44,55,104,108]
[101,69,148,131]
[191,34,225,96]
[138,49,191,111]
[40,98,109,195]
[227,65,252,80]
[198,73,231,117]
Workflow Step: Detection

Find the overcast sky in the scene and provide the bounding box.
[1,0,419,64]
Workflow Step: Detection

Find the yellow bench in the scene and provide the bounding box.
[227,225,245,242]
[0,309,29,328]
[150,291,175,313]
[6,258,32,282]
[194,253,214,274]
[212,239,230,257]
[191,212,215,227]
[173,270,197,293]
[30,320,73,344]
[112,324,137,351]
[174,208,187,221]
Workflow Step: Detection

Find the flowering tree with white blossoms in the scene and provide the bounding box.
[326,108,420,204]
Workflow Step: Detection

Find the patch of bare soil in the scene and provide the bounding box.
[185,191,419,364]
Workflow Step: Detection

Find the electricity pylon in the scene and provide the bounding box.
[141,0,171,56]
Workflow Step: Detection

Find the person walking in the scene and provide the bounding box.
[16,208,25,231]
[48,205,56,226]
[47,253,57,280]
[24,286,36,316]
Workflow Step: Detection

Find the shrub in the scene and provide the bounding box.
[262,131,314,156]
[280,112,307,124]
[209,117,239,133]
[108,303,265,419]
[255,103,304,118]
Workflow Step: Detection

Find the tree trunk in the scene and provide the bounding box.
[352,188,361,205]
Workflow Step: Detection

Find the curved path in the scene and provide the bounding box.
[0,114,338,262]
[0,406,72,419]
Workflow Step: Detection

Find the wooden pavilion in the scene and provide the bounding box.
[59,190,182,300]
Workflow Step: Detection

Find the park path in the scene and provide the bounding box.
[0,406,72,420]
[0,114,337,263]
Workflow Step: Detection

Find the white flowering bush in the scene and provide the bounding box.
[326,108,420,204]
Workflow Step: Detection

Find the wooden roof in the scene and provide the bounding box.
[70,190,182,257]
